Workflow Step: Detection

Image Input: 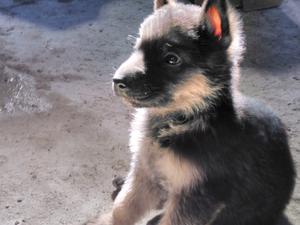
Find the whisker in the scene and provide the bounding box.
[127,35,138,46]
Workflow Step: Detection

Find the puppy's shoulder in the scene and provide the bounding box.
[234,93,286,136]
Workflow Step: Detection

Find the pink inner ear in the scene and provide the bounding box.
[207,6,222,39]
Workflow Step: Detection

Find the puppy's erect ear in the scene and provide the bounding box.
[154,0,177,10]
[201,0,231,47]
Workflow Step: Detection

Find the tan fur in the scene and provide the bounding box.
[130,109,203,193]
[158,197,179,225]
[140,137,202,193]
[172,75,218,111]
[139,3,203,43]
[89,1,244,224]
[157,122,190,139]
[156,148,201,192]
[157,199,225,225]
[111,164,163,225]
[151,74,221,116]
[88,108,202,225]
[139,0,244,92]
[86,166,162,225]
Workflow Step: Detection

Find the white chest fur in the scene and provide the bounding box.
[129,109,202,193]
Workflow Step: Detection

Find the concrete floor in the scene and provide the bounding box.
[0,0,299,225]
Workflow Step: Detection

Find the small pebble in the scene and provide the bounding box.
[292,76,299,81]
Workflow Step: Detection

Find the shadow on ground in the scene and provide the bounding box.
[242,4,300,74]
[0,0,115,30]
[0,0,299,74]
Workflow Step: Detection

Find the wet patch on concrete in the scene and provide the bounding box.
[0,65,51,113]
[5,62,85,91]
[0,48,85,114]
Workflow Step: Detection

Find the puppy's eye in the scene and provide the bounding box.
[164,53,181,66]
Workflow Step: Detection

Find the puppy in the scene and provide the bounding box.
[86,0,295,224]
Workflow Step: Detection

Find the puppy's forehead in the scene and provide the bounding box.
[139,3,203,42]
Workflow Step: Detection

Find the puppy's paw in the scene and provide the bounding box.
[111,176,125,201]
[84,213,112,225]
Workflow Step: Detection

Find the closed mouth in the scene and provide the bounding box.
[124,89,156,102]
[121,92,156,106]
[117,87,163,107]
[133,94,153,101]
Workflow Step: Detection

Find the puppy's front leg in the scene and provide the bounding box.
[87,167,162,225]
[112,168,162,225]
[157,192,225,225]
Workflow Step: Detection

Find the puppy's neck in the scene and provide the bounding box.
[146,89,236,147]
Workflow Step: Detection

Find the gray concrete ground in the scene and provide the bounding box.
[0,0,299,225]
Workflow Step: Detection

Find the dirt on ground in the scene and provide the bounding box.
[0,0,299,225]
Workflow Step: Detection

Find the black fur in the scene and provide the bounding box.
[146,214,163,225]
[112,0,295,224]
[115,26,232,109]
[111,176,125,201]
[203,0,232,47]
[149,101,295,225]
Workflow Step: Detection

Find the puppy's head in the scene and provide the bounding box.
[113,0,244,113]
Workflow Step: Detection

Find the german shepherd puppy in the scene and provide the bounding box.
[86,0,295,224]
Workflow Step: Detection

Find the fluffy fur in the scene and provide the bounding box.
[86,0,295,225]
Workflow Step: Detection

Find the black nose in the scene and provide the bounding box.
[113,79,127,90]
